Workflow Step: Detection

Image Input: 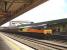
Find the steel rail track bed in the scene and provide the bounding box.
[1,32,67,50]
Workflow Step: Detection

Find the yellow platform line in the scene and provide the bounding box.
[0,33,34,50]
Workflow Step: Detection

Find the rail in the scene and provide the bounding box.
[1,32,67,50]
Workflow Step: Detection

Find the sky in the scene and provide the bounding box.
[1,0,67,27]
[64,0,67,16]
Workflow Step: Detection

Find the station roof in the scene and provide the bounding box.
[0,0,48,26]
[18,18,67,27]
[36,18,67,25]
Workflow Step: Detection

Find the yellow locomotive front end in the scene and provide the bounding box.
[43,29,53,35]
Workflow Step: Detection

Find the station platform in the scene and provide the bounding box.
[0,37,11,50]
[0,32,34,50]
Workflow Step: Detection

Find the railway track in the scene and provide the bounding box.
[1,32,67,50]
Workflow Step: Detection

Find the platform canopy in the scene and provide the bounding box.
[0,0,47,26]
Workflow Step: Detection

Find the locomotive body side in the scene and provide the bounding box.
[18,27,53,35]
